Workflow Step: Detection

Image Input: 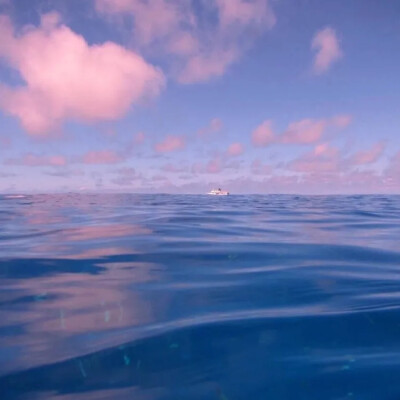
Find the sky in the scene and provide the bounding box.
[0,0,399,194]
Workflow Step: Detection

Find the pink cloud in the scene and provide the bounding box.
[216,0,276,28]
[227,142,244,156]
[179,0,276,83]
[311,27,342,74]
[206,158,223,174]
[82,150,124,164]
[167,31,199,56]
[46,155,67,166]
[281,119,327,144]
[6,153,67,166]
[192,156,241,175]
[178,0,276,84]
[154,135,185,153]
[96,0,185,45]
[290,144,341,173]
[197,118,223,136]
[95,0,135,13]
[351,142,385,165]
[331,114,352,128]
[292,159,339,173]
[95,0,276,83]
[178,49,238,84]
[252,120,275,147]
[313,143,339,158]
[0,13,165,135]
[252,114,351,147]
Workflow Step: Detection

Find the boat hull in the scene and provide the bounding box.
[208,191,229,196]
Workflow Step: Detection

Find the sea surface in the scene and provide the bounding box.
[1,194,400,400]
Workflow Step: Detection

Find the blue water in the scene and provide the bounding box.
[1,194,400,400]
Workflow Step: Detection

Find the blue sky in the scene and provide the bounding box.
[0,0,399,193]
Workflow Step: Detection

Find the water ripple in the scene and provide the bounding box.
[1,194,400,399]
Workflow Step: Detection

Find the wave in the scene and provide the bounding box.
[1,194,400,399]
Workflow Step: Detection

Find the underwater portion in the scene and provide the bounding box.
[1,194,400,399]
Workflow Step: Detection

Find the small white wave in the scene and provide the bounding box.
[4,195,26,199]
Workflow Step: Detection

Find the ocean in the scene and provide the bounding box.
[1,193,400,399]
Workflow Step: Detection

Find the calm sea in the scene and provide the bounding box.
[1,194,400,399]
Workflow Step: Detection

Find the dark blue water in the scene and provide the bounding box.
[1,194,400,400]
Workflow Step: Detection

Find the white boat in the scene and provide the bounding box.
[208,188,229,196]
